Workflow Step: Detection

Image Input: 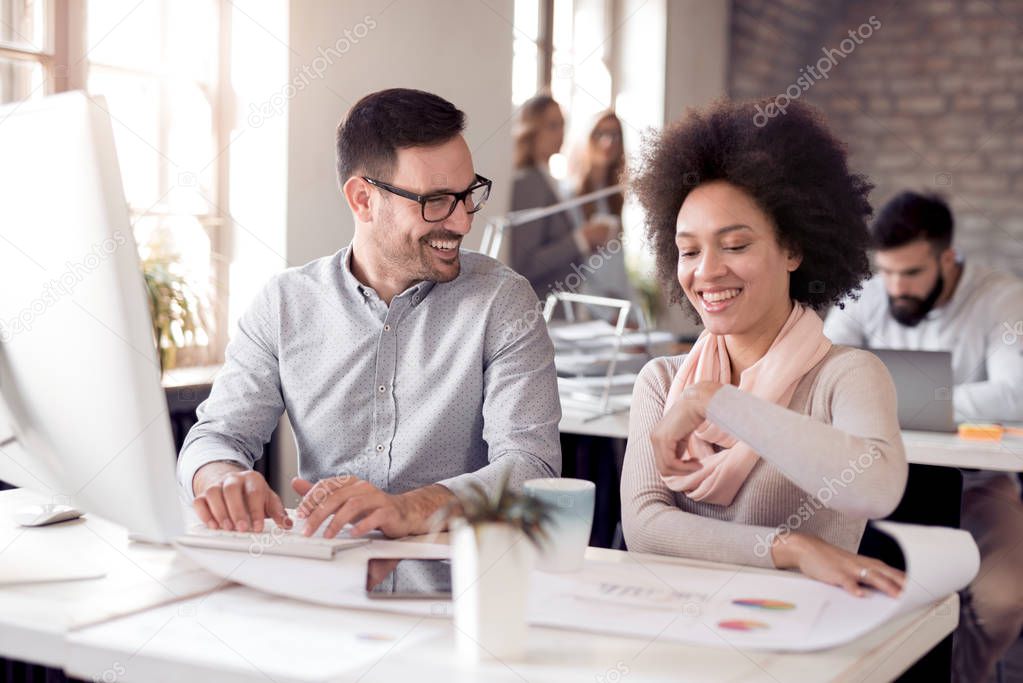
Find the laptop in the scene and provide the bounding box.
[871,349,956,433]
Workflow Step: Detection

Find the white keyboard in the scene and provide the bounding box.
[176,519,369,560]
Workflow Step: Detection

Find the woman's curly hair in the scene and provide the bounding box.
[631,98,873,313]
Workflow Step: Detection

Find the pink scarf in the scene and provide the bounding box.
[661,303,832,506]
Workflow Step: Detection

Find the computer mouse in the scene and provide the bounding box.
[13,504,84,527]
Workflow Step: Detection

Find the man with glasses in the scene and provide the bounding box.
[179,88,561,540]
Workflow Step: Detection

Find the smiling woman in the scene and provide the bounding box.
[633,98,874,318]
[621,98,909,600]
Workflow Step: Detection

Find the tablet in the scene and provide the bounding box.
[365,558,452,599]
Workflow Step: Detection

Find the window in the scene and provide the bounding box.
[85,0,225,366]
[512,0,613,115]
[512,0,614,180]
[0,0,51,104]
[1,2,229,367]
[550,0,613,133]
[511,0,543,105]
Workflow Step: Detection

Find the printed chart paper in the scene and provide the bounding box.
[176,521,978,652]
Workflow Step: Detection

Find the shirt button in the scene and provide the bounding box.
[378,385,386,392]
[383,324,391,331]
[376,444,384,452]
[412,296,420,305]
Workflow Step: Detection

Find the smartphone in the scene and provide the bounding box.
[365,558,452,599]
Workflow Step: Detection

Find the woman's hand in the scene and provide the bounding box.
[580,221,612,251]
[772,532,906,598]
[650,381,723,478]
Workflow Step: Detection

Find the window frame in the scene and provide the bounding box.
[79,1,232,368]
[2,1,231,368]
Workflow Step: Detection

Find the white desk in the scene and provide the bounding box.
[0,489,225,668]
[64,584,957,683]
[63,548,958,683]
[901,429,1023,472]
[0,489,957,682]
[560,396,1023,472]
[559,406,630,440]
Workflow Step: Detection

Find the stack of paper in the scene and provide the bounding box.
[528,521,979,651]
[549,321,674,414]
[549,320,675,352]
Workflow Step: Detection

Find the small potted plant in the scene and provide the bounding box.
[442,474,554,664]
[142,253,209,374]
[627,259,664,328]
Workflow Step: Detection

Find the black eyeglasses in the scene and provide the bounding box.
[362,174,493,223]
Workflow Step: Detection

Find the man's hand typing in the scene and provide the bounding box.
[292,476,458,539]
[192,462,291,533]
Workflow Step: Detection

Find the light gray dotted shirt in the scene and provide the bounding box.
[177,245,562,501]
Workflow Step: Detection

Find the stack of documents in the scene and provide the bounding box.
[549,320,675,351]
[527,521,979,651]
[555,350,648,377]
[549,320,675,413]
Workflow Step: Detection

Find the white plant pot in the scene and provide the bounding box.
[451,520,536,665]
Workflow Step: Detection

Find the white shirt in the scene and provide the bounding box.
[824,260,1023,423]
[178,246,562,500]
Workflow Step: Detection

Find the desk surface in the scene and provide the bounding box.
[0,489,958,683]
[901,429,1023,472]
[560,398,1023,472]
[559,406,630,440]
[65,580,957,683]
[0,489,224,667]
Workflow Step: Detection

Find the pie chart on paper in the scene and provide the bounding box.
[718,619,770,632]
[731,598,797,611]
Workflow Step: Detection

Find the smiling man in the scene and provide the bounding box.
[824,191,1023,422]
[178,88,561,540]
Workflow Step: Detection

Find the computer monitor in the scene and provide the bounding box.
[871,349,956,433]
[0,91,184,541]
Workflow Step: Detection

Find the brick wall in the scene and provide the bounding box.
[728,0,1023,276]
[729,0,847,100]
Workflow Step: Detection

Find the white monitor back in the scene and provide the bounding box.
[0,91,184,541]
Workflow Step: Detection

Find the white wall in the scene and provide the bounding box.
[285,0,515,267]
[228,0,290,331]
[664,0,730,123]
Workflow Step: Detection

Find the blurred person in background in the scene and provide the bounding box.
[824,191,1023,683]
[509,94,612,299]
[566,110,636,307]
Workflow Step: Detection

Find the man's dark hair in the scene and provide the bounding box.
[632,97,874,312]
[335,88,466,185]
[871,191,954,252]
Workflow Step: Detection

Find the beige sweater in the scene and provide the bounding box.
[620,345,908,569]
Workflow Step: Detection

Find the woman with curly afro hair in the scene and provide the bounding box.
[620,98,909,598]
